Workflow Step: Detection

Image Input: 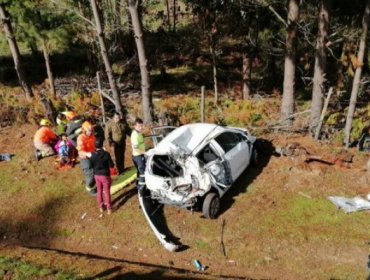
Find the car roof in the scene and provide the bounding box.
[153,123,242,154]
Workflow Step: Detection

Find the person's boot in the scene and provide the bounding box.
[34,149,42,161]
[85,185,97,196]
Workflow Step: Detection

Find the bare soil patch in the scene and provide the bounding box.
[0,125,369,279]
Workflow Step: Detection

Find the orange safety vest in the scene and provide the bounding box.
[77,134,96,158]
[33,127,57,144]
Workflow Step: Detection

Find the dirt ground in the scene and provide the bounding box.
[0,124,369,279]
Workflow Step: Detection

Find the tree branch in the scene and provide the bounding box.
[252,0,288,27]
[100,89,116,105]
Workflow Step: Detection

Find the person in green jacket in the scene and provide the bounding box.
[105,112,131,174]
[131,118,145,190]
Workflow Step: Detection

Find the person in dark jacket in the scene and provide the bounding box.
[88,138,114,214]
[105,112,131,174]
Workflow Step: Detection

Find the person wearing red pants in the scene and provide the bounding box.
[88,138,115,214]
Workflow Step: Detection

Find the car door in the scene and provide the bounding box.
[214,131,249,181]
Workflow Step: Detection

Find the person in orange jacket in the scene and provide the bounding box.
[77,121,96,194]
[33,119,58,161]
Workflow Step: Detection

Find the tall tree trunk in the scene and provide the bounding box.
[165,0,171,31]
[111,0,122,43]
[173,0,176,32]
[90,0,122,114]
[42,42,56,97]
[0,4,33,100]
[209,34,218,103]
[281,0,299,125]
[344,0,370,148]
[128,0,153,124]
[310,0,331,136]
[242,53,251,99]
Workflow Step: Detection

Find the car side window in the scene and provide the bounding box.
[196,144,220,164]
[214,132,242,153]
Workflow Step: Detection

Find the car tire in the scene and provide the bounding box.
[202,192,220,219]
[250,147,258,166]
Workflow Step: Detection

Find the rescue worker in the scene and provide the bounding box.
[33,119,58,161]
[65,112,83,147]
[105,112,131,174]
[77,121,96,194]
[131,118,146,190]
[56,113,67,136]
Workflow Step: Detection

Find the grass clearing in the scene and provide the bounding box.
[0,256,79,280]
[0,124,369,279]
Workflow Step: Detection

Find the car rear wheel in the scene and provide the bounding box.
[202,192,220,219]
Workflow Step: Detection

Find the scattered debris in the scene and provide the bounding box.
[298,192,312,199]
[328,196,370,213]
[138,187,180,252]
[227,260,236,264]
[275,142,310,157]
[277,143,354,169]
[220,219,226,257]
[80,212,87,220]
[192,259,205,271]
[0,153,13,161]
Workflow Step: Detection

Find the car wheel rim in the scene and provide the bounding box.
[210,197,220,217]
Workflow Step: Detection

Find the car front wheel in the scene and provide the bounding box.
[202,192,220,219]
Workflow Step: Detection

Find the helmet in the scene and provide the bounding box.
[63,111,77,121]
[81,121,93,132]
[40,119,51,126]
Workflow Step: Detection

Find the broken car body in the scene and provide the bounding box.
[139,123,257,252]
[145,123,257,218]
[139,123,257,251]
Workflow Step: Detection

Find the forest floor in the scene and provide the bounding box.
[0,124,369,279]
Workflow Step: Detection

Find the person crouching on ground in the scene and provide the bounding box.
[88,138,114,215]
[131,118,146,190]
[77,121,96,195]
[54,133,75,168]
[34,119,58,161]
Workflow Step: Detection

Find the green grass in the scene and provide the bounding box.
[259,196,369,245]
[0,256,78,280]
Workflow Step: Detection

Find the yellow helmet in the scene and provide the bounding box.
[81,121,93,132]
[40,119,51,126]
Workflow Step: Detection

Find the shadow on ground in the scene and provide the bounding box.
[0,196,69,248]
[112,187,138,211]
[18,246,250,280]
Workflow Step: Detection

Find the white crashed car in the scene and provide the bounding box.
[145,123,257,219]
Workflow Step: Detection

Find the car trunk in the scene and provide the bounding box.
[151,154,184,178]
